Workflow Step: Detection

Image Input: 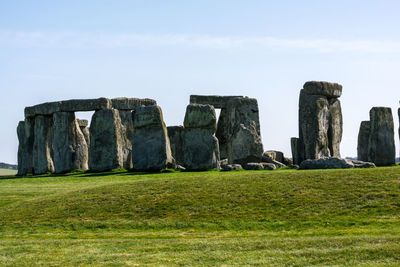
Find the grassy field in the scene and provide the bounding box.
[0,167,399,266]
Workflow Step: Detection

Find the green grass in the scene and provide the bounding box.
[0,167,399,266]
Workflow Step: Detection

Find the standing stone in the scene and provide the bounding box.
[299,89,330,159]
[119,110,134,169]
[89,109,124,172]
[291,137,304,165]
[357,121,370,162]
[225,97,264,165]
[168,126,184,166]
[132,105,174,171]
[53,112,89,173]
[17,119,34,176]
[368,107,395,166]
[182,104,220,170]
[77,119,90,149]
[33,115,54,174]
[215,107,230,160]
[328,98,343,158]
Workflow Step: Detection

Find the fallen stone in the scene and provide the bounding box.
[299,157,353,170]
[244,162,265,170]
[176,165,186,171]
[111,97,156,110]
[33,115,54,174]
[182,104,220,171]
[53,112,89,173]
[303,81,343,98]
[350,160,375,168]
[167,126,184,167]
[283,157,293,165]
[132,105,174,171]
[219,158,229,167]
[357,121,370,162]
[222,164,243,171]
[261,153,286,168]
[89,109,123,171]
[263,163,277,170]
[17,119,34,176]
[368,107,395,166]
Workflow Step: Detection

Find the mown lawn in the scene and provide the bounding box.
[0,167,399,266]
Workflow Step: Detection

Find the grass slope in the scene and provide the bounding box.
[0,167,399,266]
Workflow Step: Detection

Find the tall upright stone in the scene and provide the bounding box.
[17,119,34,176]
[33,115,54,174]
[292,81,343,164]
[119,110,134,169]
[368,107,395,166]
[77,119,90,149]
[225,97,263,165]
[53,112,89,173]
[182,104,220,170]
[89,109,124,171]
[132,105,174,171]
[357,121,370,162]
[167,126,184,166]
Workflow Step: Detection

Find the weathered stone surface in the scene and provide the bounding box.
[176,165,186,171]
[299,89,330,160]
[182,104,220,171]
[303,81,342,98]
[261,154,286,168]
[183,104,217,130]
[79,124,90,149]
[77,119,88,127]
[225,97,264,165]
[132,105,174,171]
[17,119,34,176]
[291,137,304,165]
[300,157,353,170]
[111,97,157,110]
[262,163,277,170]
[263,151,284,163]
[167,126,184,166]
[119,110,134,169]
[350,160,375,168]
[33,115,54,174]
[190,95,243,109]
[368,107,395,166]
[244,162,264,170]
[328,98,343,158]
[283,157,293,165]
[222,164,243,171]
[25,98,112,118]
[357,121,370,162]
[216,108,229,159]
[183,129,220,170]
[53,112,89,173]
[89,109,124,172]
[219,158,229,167]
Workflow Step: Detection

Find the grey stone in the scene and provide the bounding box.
[76,119,88,127]
[328,98,343,158]
[53,112,89,173]
[33,115,54,174]
[25,98,112,118]
[244,162,265,170]
[300,157,353,170]
[350,160,375,168]
[111,97,157,110]
[368,107,395,166]
[167,126,184,166]
[17,119,34,176]
[262,163,277,170]
[291,137,304,165]
[222,164,243,171]
[219,158,229,167]
[132,105,174,171]
[283,157,293,165]
[215,108,230,159]
[119,110,134,169]
[183,104,217,130]
[357,121,370,162]
[79,124,90,149]
[190,95,243,109]
[299,89,330,160]
[89,109,124,172]
[225,97,264,165]
[303,81,343,98]
[261,155,286,168]
[182,104,220,171]
[263,151,284,163]
[176,165,186,171]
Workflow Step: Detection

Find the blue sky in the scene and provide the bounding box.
[1,0,400,164]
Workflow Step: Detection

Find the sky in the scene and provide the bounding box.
[1,0,400,164]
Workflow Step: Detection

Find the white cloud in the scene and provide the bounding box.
[1,31,400,54]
